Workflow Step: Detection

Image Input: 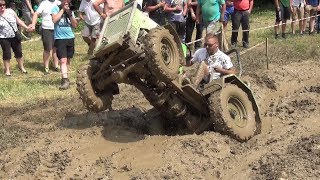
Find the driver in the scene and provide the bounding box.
[186,33,237,88]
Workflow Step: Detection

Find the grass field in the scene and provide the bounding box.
[0,9,319,105]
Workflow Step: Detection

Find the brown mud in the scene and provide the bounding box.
[0,58,319,179]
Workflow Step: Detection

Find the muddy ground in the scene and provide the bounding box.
[1,47,320,179]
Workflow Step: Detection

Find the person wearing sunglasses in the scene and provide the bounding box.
[185,33,236,88]
[0,0,31,76]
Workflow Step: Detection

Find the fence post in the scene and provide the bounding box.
[266,37,269,70]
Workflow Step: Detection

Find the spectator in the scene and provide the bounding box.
[185,0,203,51]
[0,0,30,76]
[196,0,227,51]
[79,0,103,56]
[231,0,253,48]
[93,0,124,19]
[164,0,188,42]
[224,0,234,29]
[51,0,78,90]
[143,0,166,25]
[274,0,292,39]
[303,0,318,34]
[21,0,34,39]
[291,0,305,35]
[188,33,236,88]
[31,0,60,75]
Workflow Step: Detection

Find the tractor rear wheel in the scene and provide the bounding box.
[76,61,113,112]
[144,27,181,82]
[210,84,257,141]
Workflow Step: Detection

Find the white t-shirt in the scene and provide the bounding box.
[191,48,233,81]
[79,0,103,26]
[36,0,61,30]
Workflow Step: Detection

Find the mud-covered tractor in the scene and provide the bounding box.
[76,1,262,141]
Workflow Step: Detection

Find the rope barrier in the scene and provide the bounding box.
[186,13,320,45]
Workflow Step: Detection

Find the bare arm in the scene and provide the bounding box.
[31,12,39,29]
[79,11,85,21]
[52,8,64,23]
[220,2,226,21]
[144,1,165,12]
[93,0,106,19]
[274,0,280,10]
[15,12,29,29]
[183,1,188,16]
[67,12,78,28]
[26,0,35,14]
[214,66,237,75]
[164,2,182,12]
[195,2,201,23]
[248,0,253,13]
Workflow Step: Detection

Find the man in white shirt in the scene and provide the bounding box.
[79,0,103,55]
[188,33,236,88]
[30,0,61,74]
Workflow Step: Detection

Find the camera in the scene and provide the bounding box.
[69,4,75,11]
[60,3,75,11]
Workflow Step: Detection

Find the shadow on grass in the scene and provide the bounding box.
[25,61,43,72]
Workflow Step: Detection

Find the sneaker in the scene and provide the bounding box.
[243,42,249,48]
[44,67,50,75]
[282,33,286,39]
[59,78,70,90]
[275,34,280,39]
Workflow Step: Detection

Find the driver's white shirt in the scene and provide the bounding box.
[191,48,233,81]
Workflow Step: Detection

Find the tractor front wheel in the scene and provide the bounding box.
[210,84,257,141]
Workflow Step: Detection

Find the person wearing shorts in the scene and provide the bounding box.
[79,0,103,56]
[0,1,30,76]
[274,0,292,39]
[52,0,78,90]
[303,0,319,34]
[31,0,60,75]
[291,0,304,35]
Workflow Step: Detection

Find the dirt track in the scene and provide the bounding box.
[1,58,320,179]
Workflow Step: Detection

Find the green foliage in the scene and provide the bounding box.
[255,0,274,8]
[74,19,85,32]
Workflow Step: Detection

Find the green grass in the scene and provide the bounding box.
[0,34,88,104]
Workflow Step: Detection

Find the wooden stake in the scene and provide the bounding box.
[266,37,269,70]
